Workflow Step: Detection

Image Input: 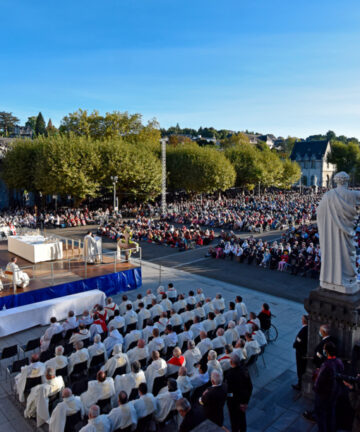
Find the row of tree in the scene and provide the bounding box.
[0,111,56,137]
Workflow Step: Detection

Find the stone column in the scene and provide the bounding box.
[302,287,360,397]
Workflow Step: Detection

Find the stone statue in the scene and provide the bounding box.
[317,171,360,294]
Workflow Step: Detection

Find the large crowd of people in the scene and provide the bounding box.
[13,284,270,431]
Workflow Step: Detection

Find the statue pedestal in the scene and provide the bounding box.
[302,286,360,398]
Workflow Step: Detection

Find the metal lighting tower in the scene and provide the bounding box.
[110,175,118,211]
[160,138,167,214]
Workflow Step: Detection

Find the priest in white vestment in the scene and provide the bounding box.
[196,331,213,357]
[224,321,239,346]
[49,388,85,432]
[124,304,138,328]
[190,363,209,389]
[6,257,30,288]
[24,367,64,427]
[212,328,227,352]
[69,324,89,345]
[80,371,115,414]
[147,328,165,355]
[124,329,142,352]
[101,344,130,377]
[132,383,157,419]
[207,350,223,377]
[114,361,146,401]
[79,404,111,432]
[103,328,123,357]
[127,339,149,364]
[88,335,107,361]
[84,232,99,263]
[108,391,138,430]
[145,351,167,393]
[154,378,182,422]
[190,317,204,340]
[244,332,261,358]
[40,317,63,352]
[176,366,193,395]
[79,310,94,326]
[137,303,151,330]
[68,341,90,375]
[15,354,45,402]
[183,341,202,376]
[169,309,183,328]
[107,310,125,332]
[45,346,68,371]
[62,310,78,333]
[104,297,119,319]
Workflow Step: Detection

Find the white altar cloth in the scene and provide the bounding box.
[0,290,105,337]
[8,236,63,263]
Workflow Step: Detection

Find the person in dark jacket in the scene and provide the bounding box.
[313,324,337,368]
[226,353,253,432]
[343,378,360,432]
[314,342,344,432]
[200,370,227,426]
[176,398,206,432]
[292,315,308,390]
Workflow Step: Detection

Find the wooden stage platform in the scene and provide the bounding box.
[0,241,138,298]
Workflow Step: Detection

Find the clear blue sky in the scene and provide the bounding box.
[1,0,360,138]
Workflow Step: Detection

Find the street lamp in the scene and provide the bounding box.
[110,175,118,211]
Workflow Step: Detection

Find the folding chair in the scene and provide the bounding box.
[70,360,88,383]
[6,357,29,385]
[152,375,167,397]
[113,364,127,377]
[20,338,40,357]
[0,344,18,374]
[97,396,112,414]
[64,410,83,432]
[126,323,137,332]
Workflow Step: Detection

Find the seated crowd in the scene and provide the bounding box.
[13,284,271,431]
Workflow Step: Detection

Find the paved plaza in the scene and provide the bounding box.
[0,256,321,431]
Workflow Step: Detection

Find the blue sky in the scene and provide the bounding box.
[1,0,360,138]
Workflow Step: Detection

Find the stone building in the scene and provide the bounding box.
[290,140,336,187]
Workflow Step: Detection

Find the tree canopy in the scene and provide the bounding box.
[0,111,19,136]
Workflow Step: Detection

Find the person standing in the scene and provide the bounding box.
[200,370,227,427]
[314,342,344,432]
[292,315,308,391]
[226,353,253,432]
[84,231,98,264]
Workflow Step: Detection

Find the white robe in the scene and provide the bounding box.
[197,338,213,356]
[225,328,239,346]
[49,395,84,432]
[114,371,146,399]
[212,336,227,350]
[88,342,107,361]
[207,360,223,378]
[154,388,182,422]
[244,340,261,358]
[127,346,149,364]
[125,310,138,326]
[80,378,115,413]
[15,361,45,402]
[236,302,248,319]
[145,358,167,393]
[190,371,209,389]
[84,234,99,263]
[24,376,64,427]
[107,316,125,331]
[137,309,151,330]
[108,403,137,430]
[132,393,157,419]
[79,415,112,432]
[41,323,64,352]
[45,355,68,371]
[104,302,119,319]
[102,353,130,377]
[69,329,90,345]
[103,330,123,356]
[6,262,30,287]
[68,348,90,374]
[183,348,202,376]
[124,330,142,351]
[148,337,165,356]
[176,375,193,395]
[62,316,78,332]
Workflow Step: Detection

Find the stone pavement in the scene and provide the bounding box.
[0,258,321,431]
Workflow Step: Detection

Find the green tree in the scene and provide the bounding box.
[0,111,20,136]
[167,144,236,193]
[220,132,249,149]
[278,159,301,188]
[225,143,263,188]
[46,119,58,136]
[35,112,46,136]
[327,141,360,174]
[25,116,37,133]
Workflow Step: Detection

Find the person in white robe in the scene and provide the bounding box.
[169,309,183,328]
[103,328,123,357]
[247,312,261,332]
[202,313,216,335]
[132,293,144,312]
[149,300,164,320]
[155,313,169,334]
[80,371,115,414]
[88,335,108,361]
[137,302,151,330]
[186,291,197,308]
[219,345,234,372]
[177,324,194,350]
[236,317,248,337]
[251,325,267,347]
[147,329,165,355]
[176,366,193,395]
[45,346,68,371]
[62,310,78,333]
[190,363,209,389]
[244,332,261,358]
[69,324,90,345]
[160,294,172,312]
[224,321,239,346]
[207,350,223,377]
[166,283,177,302]
[119,295,132,315]
[183,341,202,376]
[190,317,204,340]
[6,257,30,288]
[79,310,93,326]
[180,306,195,326]
[141,320,154,344]
[15,354,45,403]
[173,295,187,313]
[203,298,215,316]
[40,317,63,352]
[114,361,146,400]
[167,347,186,376]
[132,383,157,420]
[24,367,64,427]
[101,344,130,377]
[79,404,111,432]
[154,378,182,422]
[212,328,227,352]
[145,351,167,393]
[195,288,205,304]
[124,304,138,329]
[124,329,142,352]
[127,339,149,364]
[68,341,90,375]
[107,309,125,333]
[49,388,84,432]
[197,331,213,357]
[233,339,247,361]
[164,324,178,350]
[108,391,137,431]
[84,232,99,264]
[194,303,206,321]
[223,302,238,325]
[104,297,119,319]
[214,310,226,329]
[143,289,156,308]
